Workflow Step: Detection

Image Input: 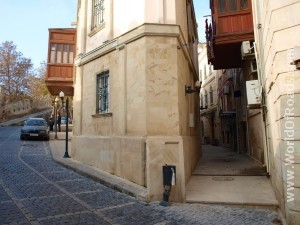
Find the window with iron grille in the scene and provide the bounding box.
[92,0,105,30]
[97,71,109,113]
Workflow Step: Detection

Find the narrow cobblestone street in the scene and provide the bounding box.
[0,127,281,224]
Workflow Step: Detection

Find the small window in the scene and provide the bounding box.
[50,44,56,63]
[92,0,105,31]
[63,44,68,63]
[97,71,109,113]
[240,0,249,10]
[56,44,62,63]
[69,45,74,64]
[228,0,238,11]
[218,0,226,12]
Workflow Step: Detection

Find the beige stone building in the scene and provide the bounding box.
[251,0,300,223]
[204,0,300,223]
[72,0,200,202]
[198,44,220,145]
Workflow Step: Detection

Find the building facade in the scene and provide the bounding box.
[198,44,220,145]
[72,0,200,202]
[252,0,300,223]
[206,0,300,223]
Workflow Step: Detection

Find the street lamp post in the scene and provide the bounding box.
[60,91,70,158]
[54,97,59,139]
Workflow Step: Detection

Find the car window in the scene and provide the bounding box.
[26,119,46,126]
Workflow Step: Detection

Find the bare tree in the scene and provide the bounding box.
[0,41,33,102]
[27,62,51,101]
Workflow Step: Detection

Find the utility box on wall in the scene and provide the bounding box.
[246,80,261,105]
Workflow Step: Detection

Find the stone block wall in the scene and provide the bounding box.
[252,0,300,223]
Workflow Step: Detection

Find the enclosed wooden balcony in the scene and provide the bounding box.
[45,28,76,96]
[206,0,254,69]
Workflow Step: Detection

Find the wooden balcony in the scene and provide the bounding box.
[206,0,254,69]
[45,28,76,96]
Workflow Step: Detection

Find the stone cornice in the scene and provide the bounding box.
[74,23,198,79]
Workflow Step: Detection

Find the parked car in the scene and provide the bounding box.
[20,118,49,141]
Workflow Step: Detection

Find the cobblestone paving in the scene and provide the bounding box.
[0,127,282,225]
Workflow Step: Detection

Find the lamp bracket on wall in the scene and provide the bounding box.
[185,81,201,95]
[185,85,200,95]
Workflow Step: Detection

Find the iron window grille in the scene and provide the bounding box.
[92,0,105,30]
[97,71,109,113]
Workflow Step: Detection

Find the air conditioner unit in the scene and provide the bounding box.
[241,41,255,60]
[250,60,257,74]
[241,41,251,54]
[246,80,261,105]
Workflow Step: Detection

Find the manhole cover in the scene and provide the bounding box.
[212,177,234,181]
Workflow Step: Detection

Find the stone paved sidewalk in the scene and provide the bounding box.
[0,127,283,225]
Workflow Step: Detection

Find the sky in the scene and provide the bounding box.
[0,0,210,70]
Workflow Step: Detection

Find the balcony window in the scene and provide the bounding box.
[63,45,68,63]
[218,0,249,13]
[48,43,75,64]
[92,0,105,31]
[97,71,109,113]
[218,0,226,12]
[50,44,56,63]
[69,45,74,64]
[228,0,238,12]
[56,44,62,63]
[240,0,249,10]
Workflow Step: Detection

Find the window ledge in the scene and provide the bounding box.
[92,113,112,118]
[88,23,105,37]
